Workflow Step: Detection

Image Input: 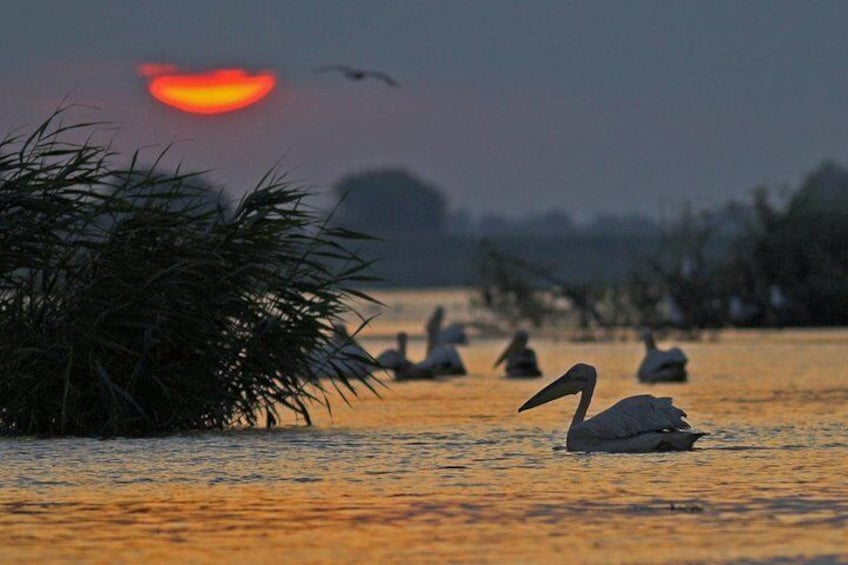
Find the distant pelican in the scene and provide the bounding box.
[494,330,541,378]
[417,343,467,376]
[637,328,688,383]
[313,64,399,87]
[310,323,372,380]
[423,306,467,375]
[439,322,468,346]
[425,306,467,350]
[376,332,435,381]
[519,363,705,453]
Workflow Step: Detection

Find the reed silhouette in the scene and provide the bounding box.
[0,109,379,436]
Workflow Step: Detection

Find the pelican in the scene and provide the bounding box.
[425,305,445,354]
[313,65,399,87]
[426,306,468,349]
[637,328,688,383]
[417,343,467,376]
[376,332,435,381]
[310,324,372,380]
[494,330,541,378]
[439,322,468,346]
[422,306,467,375]
[518,363,705,453]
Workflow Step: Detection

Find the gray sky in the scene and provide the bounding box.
[3,1,848,222]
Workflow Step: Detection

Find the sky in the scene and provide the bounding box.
[2,1,848,223]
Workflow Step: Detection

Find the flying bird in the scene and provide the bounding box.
[637,328,688,383]
[518,363,705,453]
[314,65,399,87]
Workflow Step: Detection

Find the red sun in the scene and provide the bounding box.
[140,64,276,114]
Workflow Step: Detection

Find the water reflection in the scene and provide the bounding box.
[1,326,847,563]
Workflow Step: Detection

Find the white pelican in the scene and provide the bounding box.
[422,306,467,375]
[310,324,372,380]
[439,322,468,346]
[494,330,541,378]
[417,343,467,376]
[518,363,705,453]
[425,305,467,353]
[637,328,687,383]
[376,332,435,381]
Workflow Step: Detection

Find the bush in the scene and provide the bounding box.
[0,110,379,436]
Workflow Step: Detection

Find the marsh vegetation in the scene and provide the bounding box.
[0,110,379,436]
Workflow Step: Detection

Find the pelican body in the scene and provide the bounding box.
[494,330,541,378]
[376,332,436,381]
[310,323,372,380]
[519,363,705,453]
[418,344,466,376]
[423,306,467,376]
[638,329,688,383]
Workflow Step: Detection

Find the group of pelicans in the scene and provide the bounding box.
[319,306,705,454]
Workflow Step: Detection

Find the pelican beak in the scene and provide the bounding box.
[518,373,582,412]
[493,337,519,368]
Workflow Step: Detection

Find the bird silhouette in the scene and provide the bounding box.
[314,65,399,87]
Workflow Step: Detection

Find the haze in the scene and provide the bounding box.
[2,0,847,222]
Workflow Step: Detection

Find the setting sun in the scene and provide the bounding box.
[141,66,275,114]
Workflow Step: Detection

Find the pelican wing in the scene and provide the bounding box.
[417,344,466,375]
[573,395,690,440]
[439,323,467,345]
[311,342,372,379]
[367,71,399,87]
[639,347,687,375]
[376,349,405,370]
[506,349,541,377]
[663,346,688,365]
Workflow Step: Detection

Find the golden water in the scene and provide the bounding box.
[2,290,847,563]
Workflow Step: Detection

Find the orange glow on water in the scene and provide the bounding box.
[141,66,276,114]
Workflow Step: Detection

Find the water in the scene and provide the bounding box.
[2,290,847,563]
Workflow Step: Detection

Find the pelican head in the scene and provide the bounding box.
[493,329,530,368]
[518,363,596,412]
[513,329,529,347]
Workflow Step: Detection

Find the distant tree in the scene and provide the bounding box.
[514,209,575,237]
[332,168,447,235]
[109,167,232,217]
[747,160,848,324]
[582,213,660,237]
[445,208,474,235]
[471,209,575,237]
[477,213,512,235]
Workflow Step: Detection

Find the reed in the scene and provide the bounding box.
[0,109,380,436]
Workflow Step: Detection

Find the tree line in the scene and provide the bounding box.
[331,162,848,327]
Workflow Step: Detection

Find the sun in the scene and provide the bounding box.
[140,64,276,114]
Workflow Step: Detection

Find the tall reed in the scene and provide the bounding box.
[0,110,379,436]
